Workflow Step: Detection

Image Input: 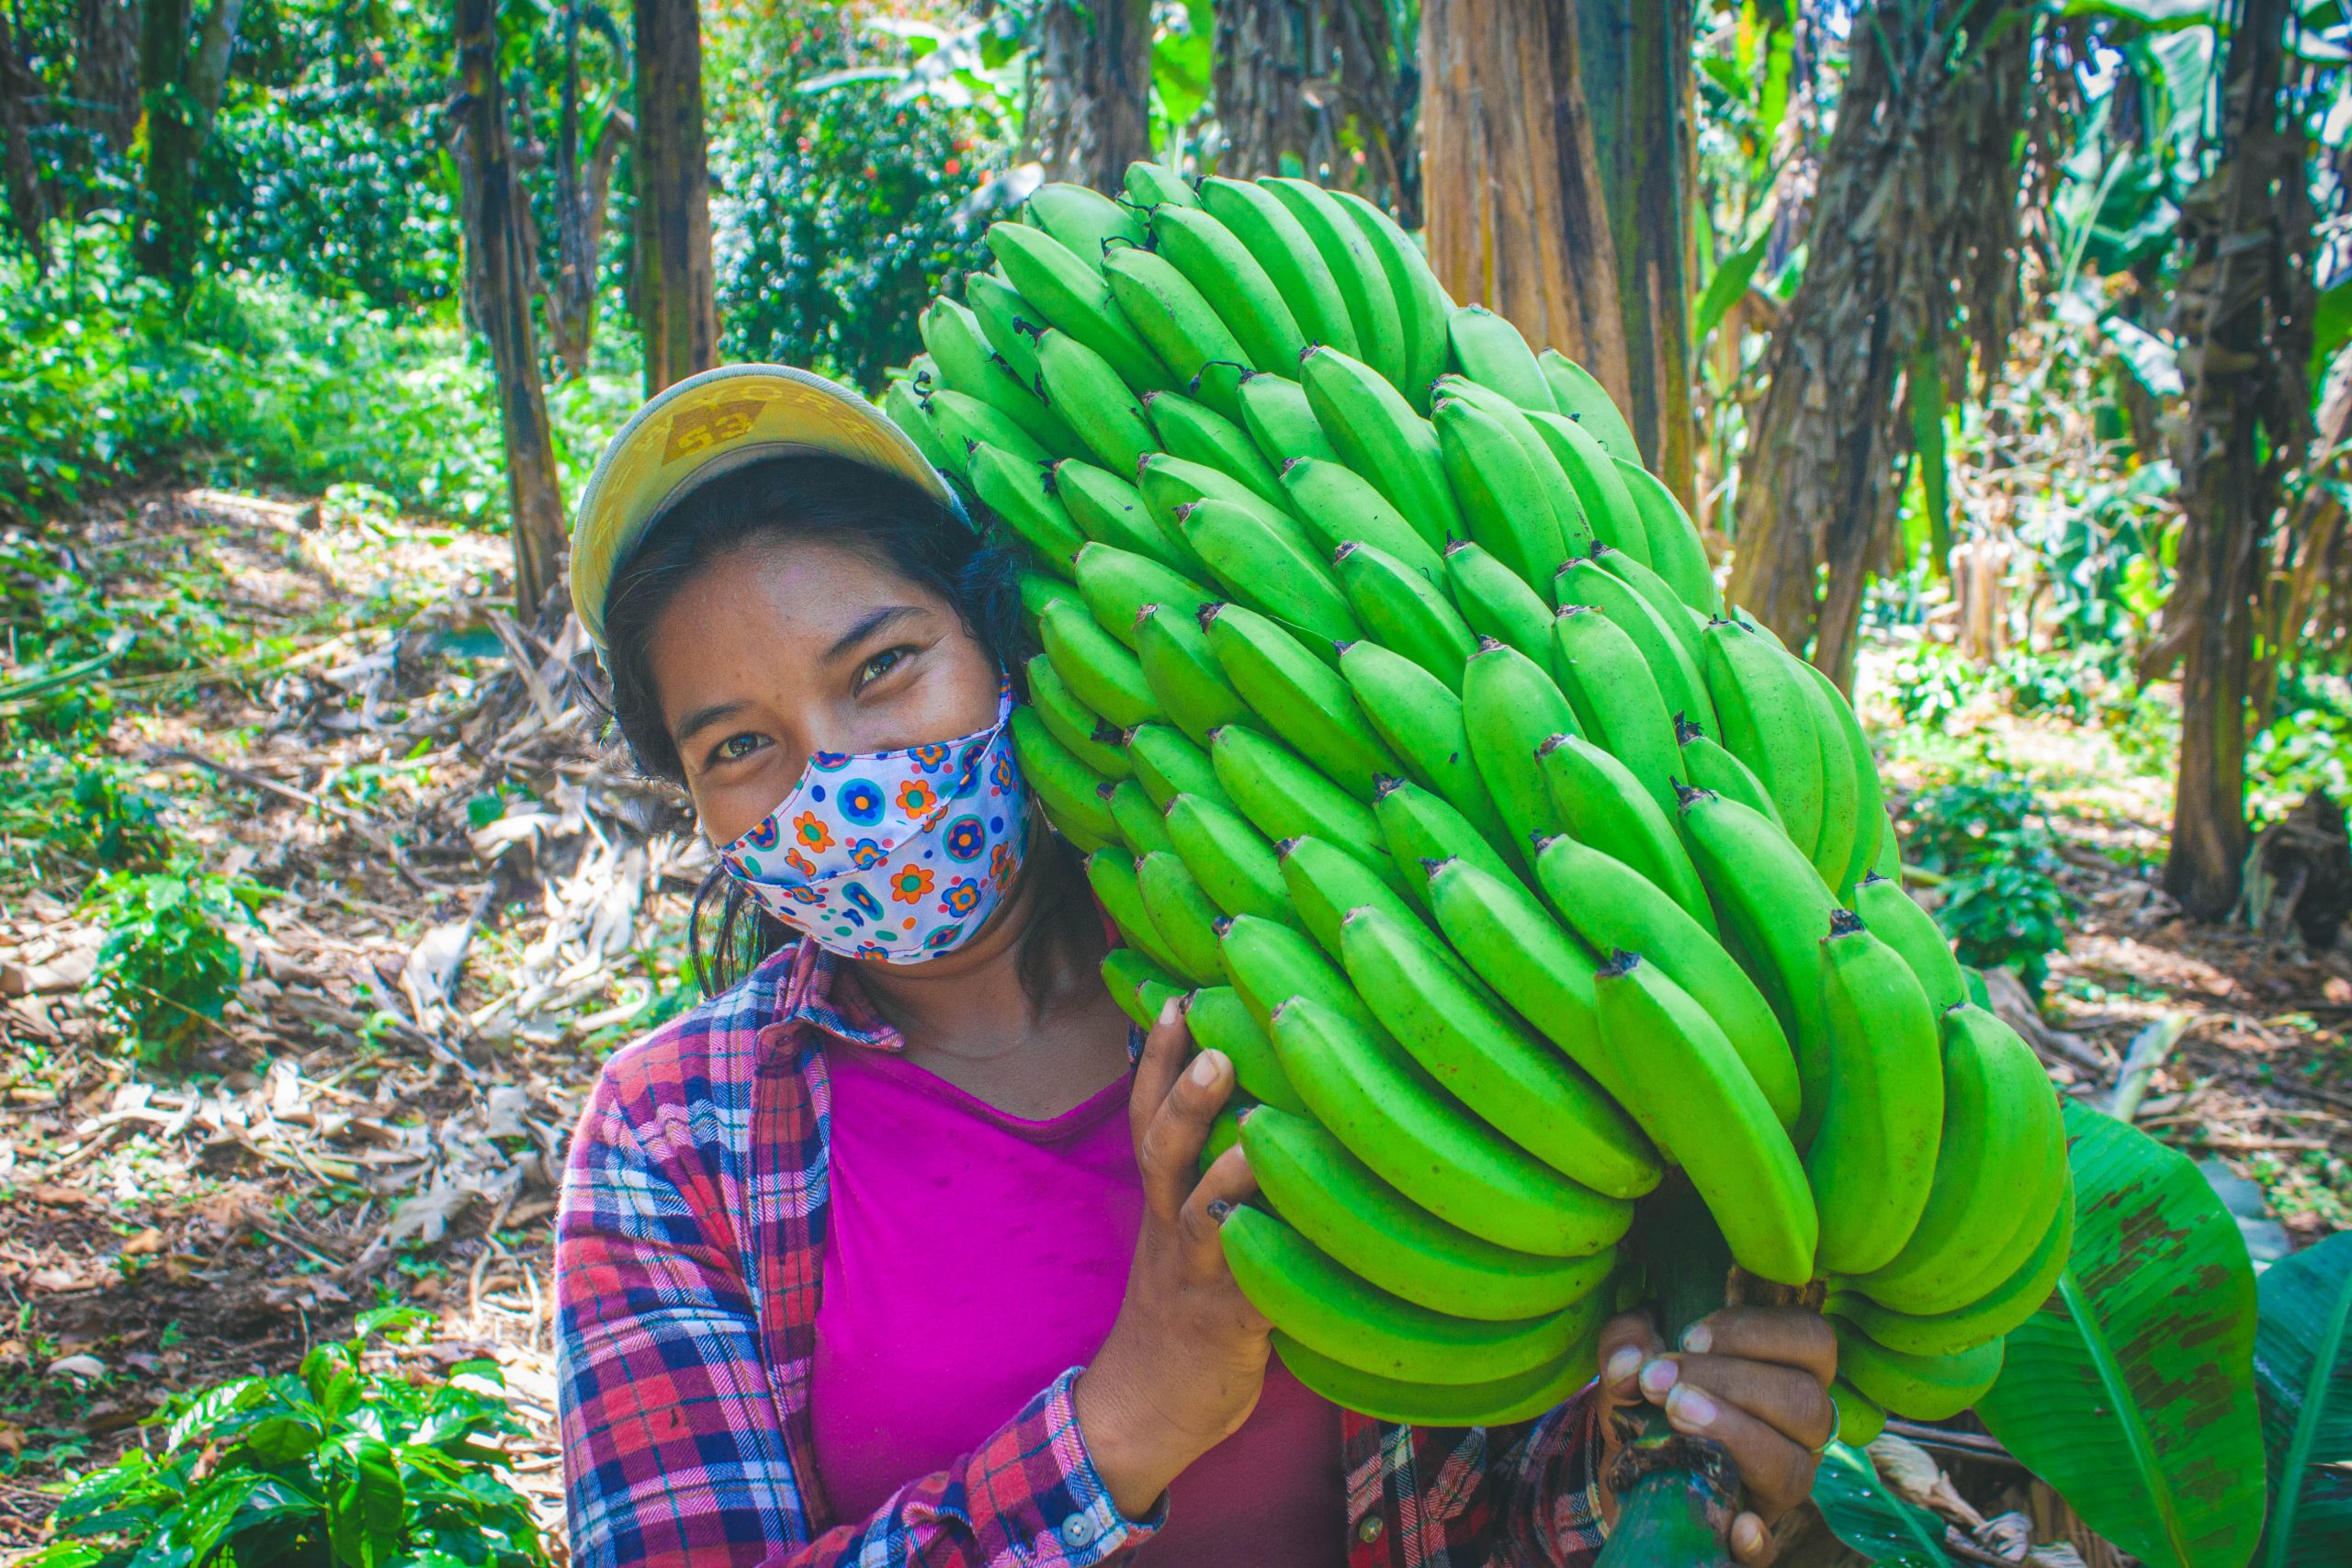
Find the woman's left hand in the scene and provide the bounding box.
[1591,1306,1839,1567]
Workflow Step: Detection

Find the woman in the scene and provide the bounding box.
[555,364,1838,1568]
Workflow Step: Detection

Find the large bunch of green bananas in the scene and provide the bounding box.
[885,164,2073,1436]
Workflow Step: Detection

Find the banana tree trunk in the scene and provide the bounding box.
[632,0,716,396]
[1023,0,1152,192]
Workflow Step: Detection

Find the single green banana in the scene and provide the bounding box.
[1798,658,1886,893]
[1128,723,1233,812]
[1222,1206,1585,1385]
[1163,793,1291,923]
[1538,734,1713,931]
[1829,1379,1888,1449]
[1100,243,1252,418]
[1202,1104,1246,1176]
[1203,604,1397,797]
[1327,187,1453,410]
[1592,953,1819,1287]
[1055,458,1196,571]
[1730,604,1792,652]
[1237,371,1344,470]
[1535,349,1639,460]
[1463,637,1578,857]
[1220,912,1384,1038]
[1373,776,1520,898]
[1135,602,1248,745]
[1808,911,1946,1276]
[1592,542,1710,673]
[965,269,1043,386]
[884,378,957,482]
[1612,457,1721,614]
[1186,985,1308,1113]
[921,298,1088,458]
[1263,177,1408,388]
[1301,345,1462,551]
[1340,646,1516,862]
[1125,160,1201,210]
[1024,654,1130,778]
[1088,846,1196,980]
[1277,833,1436,969]
[1676,788,1841,1135]
[1017,568,1082,626]
[1342,907,1660,1198]
[1135,849,1227,985]
[1850,1003,2066,1313]
[1178,500,1362,646]
[1137,451,1310,547]
[1551,605,1683,816]
[1435,395,1573,590]
[1835,1325,2005,1423]
[1835,1175,2074,1358]
[1146,389,1286,508]
[1074,541,1212,651]
[1876,818,1905,886]
[986,220,1169,393]
[1701,618,1826,855]
[1025,180,1145,269]
[1526,410,1648,565]
[1199,175,1359,355]
[928,388,1052,474]
[1793,662,1861,892]
[1536,835,1798,1129]
[1424,856,1613,1100]
[1273,1331,1595,1427]
[1102,947,1183,1030]
[1012,706,1118,848]
[1148,200,1308,376]
[1448,304,1557,412]
[1038,599,1159,728]
[1209,725,1396,885]
[1244,1107,1616,1321]
[1444,541,1557,668]
[971,444,1085,573]
[1675,716,1786,832]
[1270,996,1634,1257]
[1554,555,1713,733]
[1333,546,1480,690]
[1106,777,1175,857]
[1036,328,1158,473]
[1430,375,1589,547]
[1854,874,1965,1013]
[1282,459,1447,585]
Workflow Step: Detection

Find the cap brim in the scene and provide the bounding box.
[569,363,961,646]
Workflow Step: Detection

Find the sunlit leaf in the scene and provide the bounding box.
[1811,1442,1954,1566]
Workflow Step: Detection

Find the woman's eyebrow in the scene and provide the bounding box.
[674,698,751,748]
[825,604,922,663]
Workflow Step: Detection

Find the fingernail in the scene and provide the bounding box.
[1681,1322,1713,1354]
[1733,1514,1765,1556]
[1159,997,1183,1027]
[1189,1049,1225,1085]
[1667,1382,1718,1430]
[1638,1358,1679,1399]
[1207,1199,1233,1222]
[1604,1347,1643,1385]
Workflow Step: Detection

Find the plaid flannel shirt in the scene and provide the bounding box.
[556,938,1611,1568]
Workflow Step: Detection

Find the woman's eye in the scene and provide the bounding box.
[857,647,910,690]
[718,732,763,762]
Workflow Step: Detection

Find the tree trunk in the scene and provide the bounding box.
[546,8,632,379]
[1213,0,1314,178]
[631,0,714,395]
[74,0,141,152]
[1726,0,2040,685]
[133,0,244,282]
[454,0,570,618]
[1419,0,1633,410]
[1574,0,1696,502]
[0,10,49,270]
[2162,0,2313,919]
[1023,0,1152,191]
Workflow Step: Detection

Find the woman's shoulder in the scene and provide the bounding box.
[584,941,808,1135]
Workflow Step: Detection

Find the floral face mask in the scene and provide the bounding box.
[716,682,1029,962]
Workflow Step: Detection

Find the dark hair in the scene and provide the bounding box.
[597,452,1092,1001]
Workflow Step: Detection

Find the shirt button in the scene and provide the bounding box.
[1061,1514,1098,1548]
[1358,1516,1385,1543]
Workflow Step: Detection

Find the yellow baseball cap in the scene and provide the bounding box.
[569,362,963,648]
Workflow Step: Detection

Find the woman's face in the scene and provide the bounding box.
[647,534,1001,847]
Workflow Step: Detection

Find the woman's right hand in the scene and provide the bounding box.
[1076,998,1271,1518]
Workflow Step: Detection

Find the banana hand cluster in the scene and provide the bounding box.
[892,164,2072,1429]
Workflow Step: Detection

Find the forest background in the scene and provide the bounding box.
[0,0,2349,1564]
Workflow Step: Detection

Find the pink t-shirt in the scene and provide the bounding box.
[809,1041,1347,1563]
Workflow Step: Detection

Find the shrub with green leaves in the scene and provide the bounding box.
[1905,775,2075,994]
[85,865,266,1065]
[32,1308,548,1568]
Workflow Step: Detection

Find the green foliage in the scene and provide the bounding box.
[2248,671,2352,817]
[85,864,266,1066]
[1979,1102,2266,1568]
[2253,1231,2352,1566]
[1905,775,2075,992]
[31,1308,548,1568]
[1810,1441,1952,1565]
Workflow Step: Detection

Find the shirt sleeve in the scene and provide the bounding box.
[556,1064,1162,1568]
[1490,1384,1612,1568]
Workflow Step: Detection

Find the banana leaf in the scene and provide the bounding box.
[2254,1232,2352,1567]
[1811,1442,1952,1567]
[1977,1103,2264,1568]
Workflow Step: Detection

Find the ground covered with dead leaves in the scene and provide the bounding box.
[0,485,2344,1559]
